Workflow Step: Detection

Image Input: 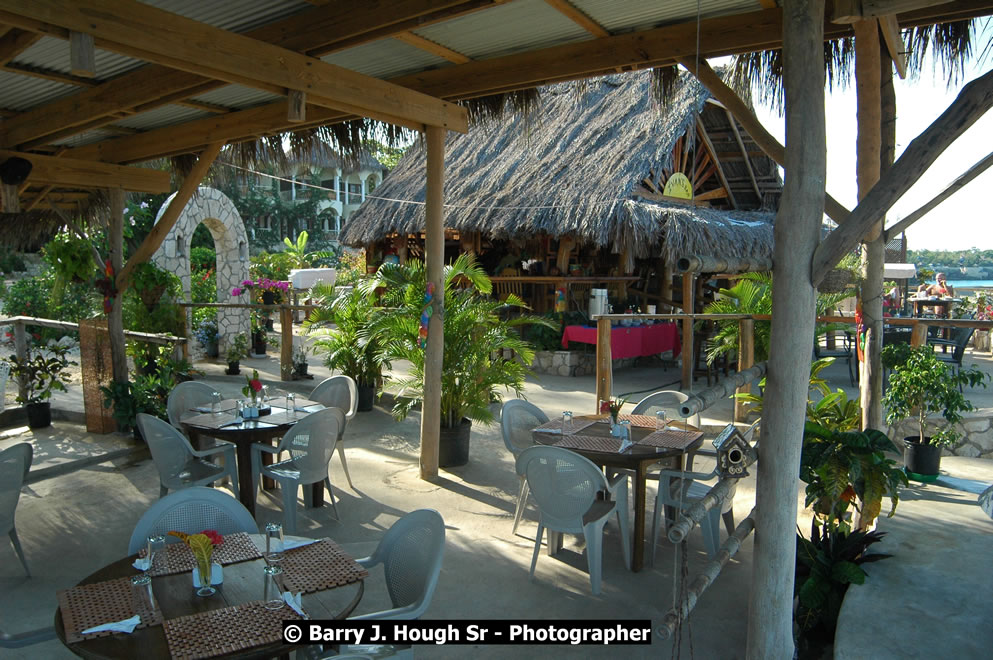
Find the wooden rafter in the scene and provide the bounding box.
[0,27,39,65]
[695,118,737,208]
[726,109,763,201]
[879,14,907,78]
[0,149,170,192]
[394,31,471,64]
[0,0,468,133]
[543,0,609,38]
[832,0,954,22]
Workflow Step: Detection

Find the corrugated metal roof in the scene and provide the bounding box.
[140,0,311,34]
[322,39,451,80]
[575,0,763,33]
[190,84,282,109]
[13,36,144,80]
[414,0,591,61]
[0,70,78,112]
[112,104,213,131]
[50,128,122,148]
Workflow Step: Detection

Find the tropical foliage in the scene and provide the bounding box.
[281,230,338,269]
[367,254,554,428]
[7,342,75,405]
[306,283,388,388]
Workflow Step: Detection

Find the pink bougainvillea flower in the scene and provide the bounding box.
[231,287,242,296]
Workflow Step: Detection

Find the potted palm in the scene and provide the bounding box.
[225,333,249,375]
[306,283,388,411]
[7,342,75,428]
[882,343,990,480]
[367,254,554,467]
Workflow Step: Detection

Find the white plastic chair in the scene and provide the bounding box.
[649,420,759,565]
[0,624,56,649]
[631,390,701,429]
[167,381,220,429]
[250,407,344,533]
[136,413,240,499]
[127,486,258,555]
[311,376,358,489]
[350,509,446,620]
[500,399,549,534]
[0,360,10,412]
[0,442,32,576]
[516,446,631,595]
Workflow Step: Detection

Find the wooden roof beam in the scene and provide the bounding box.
[394,31,471,63]
[879,15,907,78]
[0,149,170,192]
[0,27,39,65]
[695,118,737,209]
[543,0,610,38]
[831,0,956,22]
[0,1,490,149]
[725,109,763,202]
[0,0,467,133]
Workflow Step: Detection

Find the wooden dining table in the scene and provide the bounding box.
[181,398,325,517]
[55,535,364,660]
[532,415,703,572]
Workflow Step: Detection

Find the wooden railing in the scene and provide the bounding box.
[0,315,184,402]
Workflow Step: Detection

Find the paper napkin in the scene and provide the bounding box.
[132,557,151,571]
[282,591,307,618]
[282,538,320,551]
[81,614,141,635]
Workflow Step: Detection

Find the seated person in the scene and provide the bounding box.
[925,272,955,298]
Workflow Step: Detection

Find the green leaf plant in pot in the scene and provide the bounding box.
[7,341,76,428]
[225,333,249,375]
[367,254,555,467]
[305,282,390,412]
[882,343,990,481]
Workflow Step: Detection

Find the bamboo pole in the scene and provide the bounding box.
[735,319,756,422]
[667,479,736,543]
[746,2,824,656]
[108,188,128,384]
[13,320,27,401]
[677,255,772,274]
[681,273,694,389]
[279,306,293,381]
[595,316,612,414]
[420,126,445,481]
[680,362,767,418]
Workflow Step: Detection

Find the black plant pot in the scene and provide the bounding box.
[205,339,219,358]
[261,291,276,305]
[438,418,472,467]
[356,384,376,412]
[226,361,240,375]
[26,401,51,429]
[904,437,942,481]
[294,363,308,378]
[252,332,267,355]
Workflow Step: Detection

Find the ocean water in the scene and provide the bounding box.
[942,280,993,295]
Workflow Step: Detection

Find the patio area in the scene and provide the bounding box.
[2,345,992,658]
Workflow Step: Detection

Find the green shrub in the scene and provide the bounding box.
[3,276,50,319]
[3,270,98,342]
[0,247,26,274]
[190,246,216,272]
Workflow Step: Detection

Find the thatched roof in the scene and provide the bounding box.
[340,70,780,264]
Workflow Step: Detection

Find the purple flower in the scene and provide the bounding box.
[231,287,242,296]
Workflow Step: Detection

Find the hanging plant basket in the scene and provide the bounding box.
[818,268,854,294]
[139,285,168,309]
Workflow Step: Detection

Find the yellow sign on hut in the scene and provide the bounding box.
[663,172,693,200]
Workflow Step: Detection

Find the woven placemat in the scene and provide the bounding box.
[639,429,703,450]
[260,410,311,427]
[621,414,662,429]
[279,539,368,594]
[139,532,262,577]
[163,600,302,660]
[551,433,622,453]
[180,411,241,430]
[269,396,321,410]
[58,576,163,643]
[533,417,596,434]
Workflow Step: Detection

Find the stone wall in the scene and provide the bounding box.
[530,350,638,377]
[887,408,993,459]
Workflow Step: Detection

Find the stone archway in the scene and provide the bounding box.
[151,187,249,354]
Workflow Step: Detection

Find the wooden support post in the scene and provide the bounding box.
[279,306,293,381]
[420,126,445,481]
[735,319,755,422]
[595,316,612,414]
[911,321,928,347]
[746,1,825,657]
[1,182,17,212]
[681,273,695,389]
[70,31,96,77]
[108,188,128,384]
[287,90,306,122]
[13,320,27,402]
[555,235,575,273]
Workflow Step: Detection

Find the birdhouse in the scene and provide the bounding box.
[712,423,757,479]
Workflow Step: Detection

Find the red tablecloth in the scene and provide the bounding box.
[561,323,681,359]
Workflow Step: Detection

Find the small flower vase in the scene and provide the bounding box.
[193,560,222,596]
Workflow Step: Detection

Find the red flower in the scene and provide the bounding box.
[249,379,263,393]
[201,529,224,546]
[600,400,611,414]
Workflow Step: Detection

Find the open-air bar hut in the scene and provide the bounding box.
[341,71,782,316]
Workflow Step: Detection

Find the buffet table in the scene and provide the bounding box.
[561,323,680,359]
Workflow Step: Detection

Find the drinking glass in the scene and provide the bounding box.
[146,535,165,571]
[655,411,668,432]
[263,564,285,610]
[211,392,222,414]
[130,574,155,614]
[561,411,573,435]
[264,522,284,562]
[261,385,270,406]
[286,392,297,417]
[236,400,245,419]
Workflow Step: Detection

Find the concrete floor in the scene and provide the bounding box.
[2,346,992,658]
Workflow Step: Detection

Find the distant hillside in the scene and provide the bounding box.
[907,249,993,280]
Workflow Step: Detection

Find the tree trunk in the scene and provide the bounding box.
[746,2,825,658]
[108,188,128,384]
[420,126,445,480]
[856,19,884,431]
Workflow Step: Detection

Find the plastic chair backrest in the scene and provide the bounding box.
[277,407,343,484]
[0,443,31,534]
[632,390,701,428]
[0,361,10,412]
[167,381,218,427]
[362,509,445,618]
[128,487,258,554]
[138,413,198,486]
[516,446,607,530]
[311,376,358,420]
[952,327,975,363]
[500,399,549,457]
